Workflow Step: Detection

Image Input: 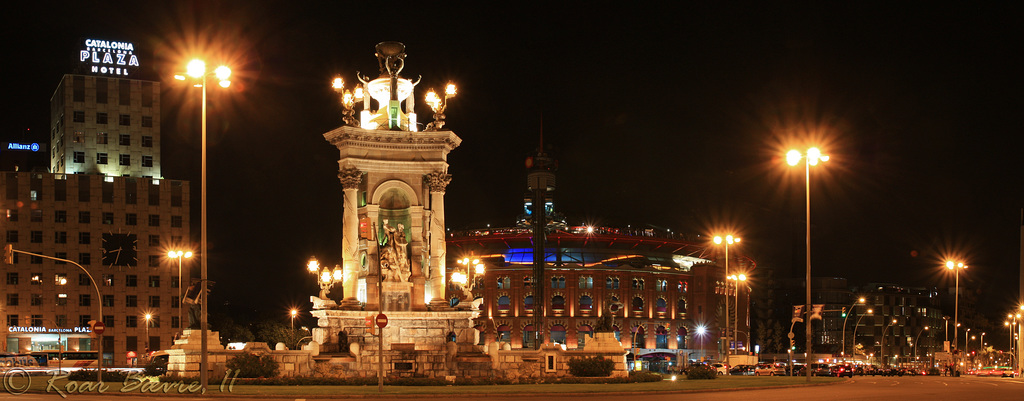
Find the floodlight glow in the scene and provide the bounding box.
[307,257,320,273]
[214,65,231,80]
[786,150,802,166]
[186,59,206,78]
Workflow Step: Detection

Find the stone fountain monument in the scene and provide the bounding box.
[311,42,486,378]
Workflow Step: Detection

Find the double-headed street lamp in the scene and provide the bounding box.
[174,58,232,392]
[841,297,866,358]
[167,250,193,334]
[713,234,739,357]
[787,147,828,381]
[727,273,747,356]
[881,318,898,366]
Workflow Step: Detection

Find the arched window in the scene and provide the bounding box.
[656,326,669,348]
[656,279,667,292]
[550,325,566,345]
[677,298,687,314]
[551,276,565,289]
[632,326,645,348]
[578,276,593,289]
[577,325,593,349]
[579,295,593,311]
[677,327,688,349]
[613,277,620,289]
[632,296,644,311]
[496,324,511,343]
[551,295,565,310]
[632,278,644,290]
[524,295,534,312]
[606,277,614,289]
[498,295,511,311]
[656,298,667,313]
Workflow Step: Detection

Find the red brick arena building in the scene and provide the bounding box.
[444,225,755,370]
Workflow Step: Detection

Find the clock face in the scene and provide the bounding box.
[102,233,138,266]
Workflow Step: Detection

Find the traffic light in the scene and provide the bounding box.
[364,315,374,328]
[4,244,12,264]
[790,339,796,348]
[841,307,847,318]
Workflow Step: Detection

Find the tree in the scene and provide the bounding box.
[254,320,305,349]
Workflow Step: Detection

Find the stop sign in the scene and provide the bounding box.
[93,321,105,335]
[375,313,388,329]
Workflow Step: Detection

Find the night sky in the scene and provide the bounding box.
[4,2,1024,326]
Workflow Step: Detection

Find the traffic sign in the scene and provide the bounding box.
[375,313,388,329]
[93,321,105,335]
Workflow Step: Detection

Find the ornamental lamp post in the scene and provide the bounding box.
[787,147,828,381]
[727,273,747,357]
[167,250,193,336]
[307,256,344,299]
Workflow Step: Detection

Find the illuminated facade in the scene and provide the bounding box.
[445,226,754,365]
[1,38,189,366]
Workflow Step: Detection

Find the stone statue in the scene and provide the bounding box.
[594,301,624,332]
[379,220,411,282]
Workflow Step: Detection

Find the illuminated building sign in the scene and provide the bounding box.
[79,38,139,77]
[5,143,41,152]
[7,326,92,334]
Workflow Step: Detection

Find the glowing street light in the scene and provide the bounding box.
[946,259,968,374]
[290,309,298,331]
[914,326,930,359]
[851,308,874,357]
[727,273,747,358]
[713,234,740,357]
[787,147,828,381]
[424,83,457,131]
[307,256,343,299]
[881,318,898,366]
[167,250,193,335]
[174,57,234,392]
[144,313,153,353]
[841,297,867,357]
[454,257,486,304]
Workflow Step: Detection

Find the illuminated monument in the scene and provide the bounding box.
[310,42,480,377]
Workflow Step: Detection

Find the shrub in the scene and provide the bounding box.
[226,352,280,378]
[628,371,664,382]
[144,357,168,376]
[67,369,131,382]
[567,356,615,377]
[685,364,717,380]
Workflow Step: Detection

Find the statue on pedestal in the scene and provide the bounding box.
[380,220,411,282]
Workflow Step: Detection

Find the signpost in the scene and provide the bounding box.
[376,313,388,329]
[93,321,106,335]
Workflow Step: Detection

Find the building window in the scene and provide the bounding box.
[126,315,137,328]
[171,316,180,329]
[102,295,114,307]
[551,295,565,310]
[30,231,43,243]
[142,155,153,167]
[97,153,108,164]
[524,276,533,288]
[6,210,17,222]
[77,232,91,245]
[55,210,67,222]
[119,134,131,146]
[72,131,85,143]
[126,275,137,287]
[578,276,593,289]
[5,272,17,285]
[31,210,42,222]
[141,116,153,128]
[73,111,85,122]
[497,295,510,311]
[30,294,43,306]
[172,295,180,307]
[550,276,565,289]
[580,295,593,311]
[79,294,91,306]
[78,211,90,224]
[55,231,67,243]
[524,295,534,312]
[148,255,160,267]
[56,294,67,305]
[6,293,19,306]
[171,216,183,228]
[79,252,91,265]
[148,276,160,287]
[102,275,114,286]
[141,135,153,147]
[79,274,90,286]
[6,315,17,327]
[103,212,114,224]
[126,213,137,225]
[5,230,17,243]
[119,154,131,166]
[96,112,108,124]
[149,235,160,246]
[656,279,668,292]
[119,114,130,126]
[149,296,160,308]
[97,132,108,144]
[126,295,138,307]
[632,278,645,290]
[147,214,160,227]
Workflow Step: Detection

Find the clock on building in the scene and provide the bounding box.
[102,233,138,266]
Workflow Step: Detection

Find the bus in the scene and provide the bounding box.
[0,353,40,368]
[28,350,99,368]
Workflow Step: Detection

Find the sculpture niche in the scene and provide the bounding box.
[379,220,411,283]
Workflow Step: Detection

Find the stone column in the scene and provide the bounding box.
[409,206,426,310]
[339,167,362,310]
[425,170,451,308]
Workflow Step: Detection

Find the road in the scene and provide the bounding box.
[2,375,1023,400]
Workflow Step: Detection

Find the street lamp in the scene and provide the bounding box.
[307,256,343,299]
[424,83,457,131]
[167,250,193,335]
[174,58,232,392]
[713,234,740,357]
[881,318,898,367]
[914,326,930,359]
[946,260,967,373]
[727,272,747,357]
[851,308,874,360]
[454,257,486,305]
[290,309,298,331]
[787,147,828,381]
[144,313,153,354]
[841,297,867,358]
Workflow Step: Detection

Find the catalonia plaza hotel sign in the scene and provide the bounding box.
[8,326,93,334]
[79,38,139,76]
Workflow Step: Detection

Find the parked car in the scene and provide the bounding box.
[730,364,756,375]
[830,363,854,378]
[711,362,730,375]
[754,363,787,376]
[809,363,832,376]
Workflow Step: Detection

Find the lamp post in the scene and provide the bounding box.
[144,313,153,354]
[787,147,828,381]
[914,326,929,360]
[881,318,897,367]
[713,235,739,358]
[307,257,343,300]
[946,260,967,374]
[851,308,874,360]
[726,272,747,357]
[167,250,193,335]
[174,59,232,393]
[290,309,298,331]
[454,257,486,304]
[841,297,866,358]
